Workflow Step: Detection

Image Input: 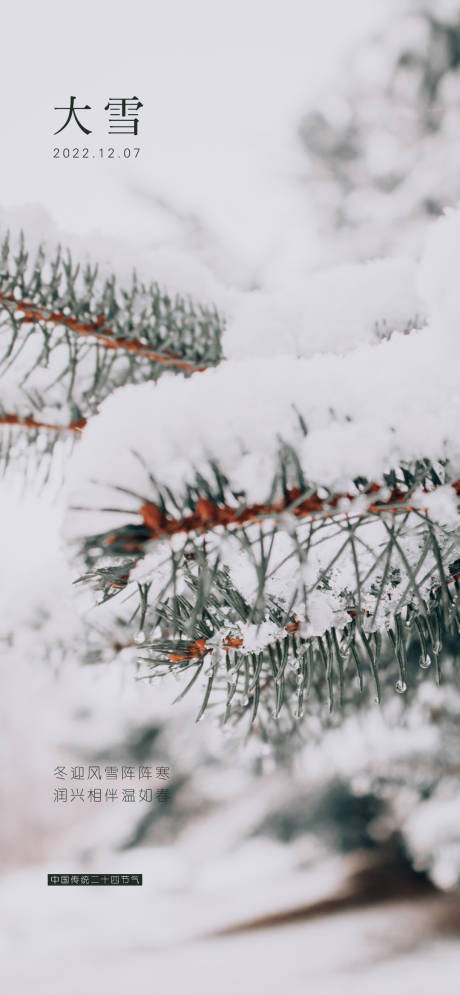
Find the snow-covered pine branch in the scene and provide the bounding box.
[0,231,223,474]
[65,209,460,727]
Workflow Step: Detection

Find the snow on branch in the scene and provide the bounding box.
[0,231,224,470]
[64,208,460,725]
[64,197,460,725]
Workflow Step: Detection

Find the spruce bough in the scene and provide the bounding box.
[1,227,459,734]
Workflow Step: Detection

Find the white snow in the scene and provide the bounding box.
[224,256,422,360]
[67,322,460,526]
[62,207,460,651]
[1,5,460,991]
[418,206,460,343]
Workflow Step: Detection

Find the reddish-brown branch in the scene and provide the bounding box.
[0,412,86,434]
[0,292,209,373]
[138,481,460,542]
[98,480,460,610]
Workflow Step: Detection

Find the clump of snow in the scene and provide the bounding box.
[236,621,284,654]
[225,256,422,361]
[66,323,460,535]
[412,484,460,526]
[404,792,460,890]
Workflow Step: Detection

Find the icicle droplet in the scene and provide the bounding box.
[395,679,407,694]
[419,653,432,669]
[448,604,459,624]
[433,640,442,655]
[296,706,304,719]
[134,631,146,645]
